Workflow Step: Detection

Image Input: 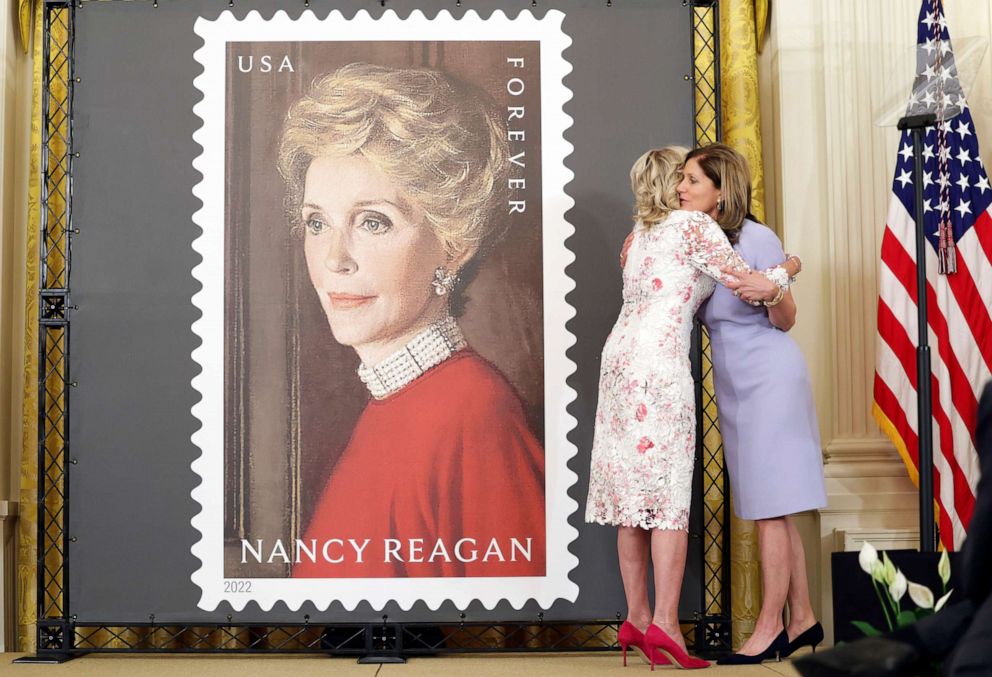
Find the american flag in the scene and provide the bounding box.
[873,0,990,550]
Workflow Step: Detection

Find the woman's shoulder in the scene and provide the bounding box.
[426,350,523,413]
[666,209,714,225]
[657,210,717,237]
[740,219,781,247]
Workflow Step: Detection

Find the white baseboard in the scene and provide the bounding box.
[1,501,18,653]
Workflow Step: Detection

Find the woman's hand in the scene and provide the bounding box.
[783,253,802,278]
[720,266,779,305]
[620,231,635,269]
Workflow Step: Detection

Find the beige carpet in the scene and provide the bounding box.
[2,652,804,676]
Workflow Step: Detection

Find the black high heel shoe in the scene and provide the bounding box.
[783,622,824,657]
[716,629,789,665]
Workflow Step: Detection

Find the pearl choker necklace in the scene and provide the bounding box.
[357,317,467,399]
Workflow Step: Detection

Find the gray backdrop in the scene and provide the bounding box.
[69,0,696,623]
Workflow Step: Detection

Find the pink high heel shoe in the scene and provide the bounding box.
[644,624,710,670]
[618,621,670,667]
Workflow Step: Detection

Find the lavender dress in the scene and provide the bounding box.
[699,220,827,520]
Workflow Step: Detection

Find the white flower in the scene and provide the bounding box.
[907,581,934,609]
[938,550,951,586]
[883,552,898,586]
[935,589,954,611]
[889,569,908,602]
[871,560,887,584]
[859,542,879,574]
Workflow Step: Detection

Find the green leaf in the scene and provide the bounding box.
[896,610,917,627]
[851,620,881,637]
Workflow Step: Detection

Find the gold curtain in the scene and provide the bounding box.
[18,0,32,53]
[719,0,769,648]
[16,0,44,653]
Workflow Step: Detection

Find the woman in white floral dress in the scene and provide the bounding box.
[585,147,791,668]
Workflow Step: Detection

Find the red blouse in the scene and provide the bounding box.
[293,350,546,578]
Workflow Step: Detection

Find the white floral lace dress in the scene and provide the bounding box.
[585,210,779,530]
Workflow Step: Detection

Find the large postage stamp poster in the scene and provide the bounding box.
[190,10,578,612]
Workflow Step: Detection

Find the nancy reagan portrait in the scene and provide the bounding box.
[221,42,546,580]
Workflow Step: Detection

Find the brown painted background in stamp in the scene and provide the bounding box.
[222,41,544,576]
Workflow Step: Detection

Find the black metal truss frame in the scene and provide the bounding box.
[19,0,727,663]
[31,0,75,662]
[687,0,732,653]
[38,619,628,655]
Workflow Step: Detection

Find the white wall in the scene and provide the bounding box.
[759,0,992,645]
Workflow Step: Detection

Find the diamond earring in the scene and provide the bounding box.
[431,267,458,296]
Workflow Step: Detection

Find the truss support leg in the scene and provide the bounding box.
[357,655,407,664]
[13,653,78,664]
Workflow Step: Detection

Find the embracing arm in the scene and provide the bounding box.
[682,211,790,290]
[767,254,800,330]
[722,254,801,330]
[767,290,796,331]
[620,229,636,269]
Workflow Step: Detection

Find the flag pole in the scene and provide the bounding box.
[897,112,938,552]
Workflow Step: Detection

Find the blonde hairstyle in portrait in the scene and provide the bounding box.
[278,62,510,262]
[684,143,751,244]
[630,146,689,229]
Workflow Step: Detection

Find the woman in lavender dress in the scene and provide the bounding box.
[680,145,827,663]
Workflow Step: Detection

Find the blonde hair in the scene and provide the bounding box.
[278,63,509,259]
[630,146,689,229]
[684,143,751,244]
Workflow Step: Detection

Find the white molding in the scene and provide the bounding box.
[824,436,896,457]
[833,527,919,553]
[822,437,916,481]
[0,501,18,652]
